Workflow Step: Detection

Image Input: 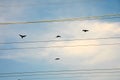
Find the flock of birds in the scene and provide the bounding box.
[19,29,89,39]
[19,29,89,60]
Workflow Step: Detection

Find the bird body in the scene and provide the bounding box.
[19,34,27,39]
[55,58,60,60]
[56,35,61,38]
[82,29,89,32]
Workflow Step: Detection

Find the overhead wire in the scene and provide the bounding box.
[18,75,120,80]
[0,0,109,7]
[0,43,120,50]
[0,1,119,79]
[0,37,120,44]
[0,71,120,78]
[0,71,120,77]
[0,14,120,25]
[0,68,120,78]
[1,67,120,75]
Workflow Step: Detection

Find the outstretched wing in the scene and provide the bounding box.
[82,29,89,32]
[19,34,26,38]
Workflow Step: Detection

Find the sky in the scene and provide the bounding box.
[0,0,120,80]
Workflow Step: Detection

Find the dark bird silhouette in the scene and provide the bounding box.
[56,35,61,38]
[82,29,89,32]
[19,34,27,39]
[55,58,60,60]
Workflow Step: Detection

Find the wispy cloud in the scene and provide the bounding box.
[0,21,119,69]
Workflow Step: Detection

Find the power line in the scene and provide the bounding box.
[1,68,120,75]
[0,43,120,50]
[0,37,120,44]
[19,75,120,80]
[0,71,120,78]
[0,68,120,78]
[0,0,107,7]
[0,14,120,25]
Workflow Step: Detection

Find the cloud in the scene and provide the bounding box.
[0,20,119,68]
[0,1,119,80]
[0,1,120,68]
[0,14,120,80]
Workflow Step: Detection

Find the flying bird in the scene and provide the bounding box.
[55,58,60,60]
[82,29,89,32]
[19,34,27,39]
[56,35,61,38]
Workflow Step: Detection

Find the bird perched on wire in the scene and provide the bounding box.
[55,58,60,60]
[56,35,61,38]
[82,29,89,32]
[19,34,27,39]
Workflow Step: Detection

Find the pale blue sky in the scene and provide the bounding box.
[0,0,120,80]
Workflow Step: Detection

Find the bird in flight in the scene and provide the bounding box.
[82,29,89,32]
[19,34,27,39]
[55,58,60,60]
[56,35,61,38]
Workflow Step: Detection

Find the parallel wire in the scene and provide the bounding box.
[1,68,120,75]
[0,68,120,78]
[0,71,120,78]
[0,43,120,50]
[0,0,102,7]
[20,75,120,80]
[0,37,120,44]
[0,14,120,25]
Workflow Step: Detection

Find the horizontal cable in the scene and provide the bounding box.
[1,68,120,75]
[0,0,102,7]
[0,37,120,44]
[0,14,120,25]
[0,68,120,78]
[0,71,120,77]
[0,43,120,50]
[19,75,120,80]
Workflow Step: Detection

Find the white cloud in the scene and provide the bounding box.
[0,2,120,68]
[0,1,119,80]
[0,21,119,69]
